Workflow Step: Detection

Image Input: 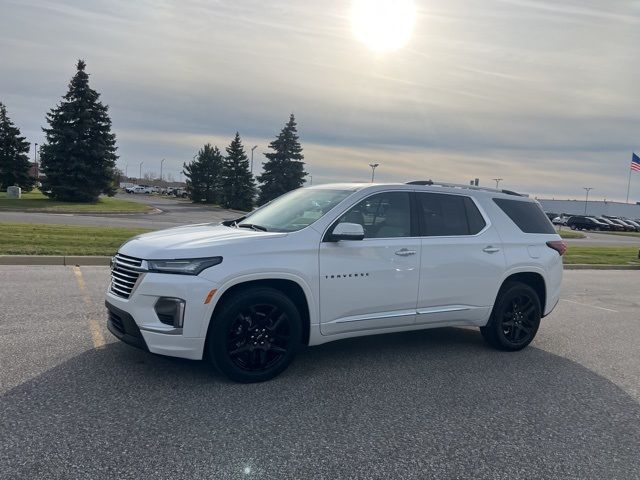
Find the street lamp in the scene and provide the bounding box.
[160,158,165,182]
[583,187,593,214]
[33,143,38,181]
[369,163,379,182]
[124,163,128,178]
[493,178,503,189]
[139,161,144,181]
[250,145,258,173]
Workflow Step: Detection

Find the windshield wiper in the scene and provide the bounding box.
[222,216,246,227]
[238,223,268,232]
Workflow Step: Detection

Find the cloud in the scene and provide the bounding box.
[1,0,639,200]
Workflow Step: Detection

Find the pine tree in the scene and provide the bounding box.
[183,143,224,203]
[0,102,35,191]
[40,60,118,202]
[221,132,256,211]
[257,113,307,204]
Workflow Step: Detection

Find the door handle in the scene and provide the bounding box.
[395,248,417,257]
[482,246,501,254]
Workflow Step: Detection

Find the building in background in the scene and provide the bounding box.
[538,199,640,218]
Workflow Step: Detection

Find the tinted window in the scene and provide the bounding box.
[336,192,411,238]
[493,198,555,234]
[418,193,486,236]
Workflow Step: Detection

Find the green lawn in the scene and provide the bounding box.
[556,228,585,239]
[564,246,640,265]
[0,223,151,255]
[0,190,151,213]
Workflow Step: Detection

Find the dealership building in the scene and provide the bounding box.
[537,199,640,219]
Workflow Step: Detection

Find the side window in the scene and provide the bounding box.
[464,197,487,234]
[337,192,411,238]
[493,198,555,234]
[418,193,486,236]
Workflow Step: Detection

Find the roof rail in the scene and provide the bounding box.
[406,180,526,197]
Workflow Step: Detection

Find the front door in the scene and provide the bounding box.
[319,191,420,335]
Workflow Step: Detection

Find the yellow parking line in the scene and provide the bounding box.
[73,266,106,348]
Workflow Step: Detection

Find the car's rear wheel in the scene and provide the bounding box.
[207,287,301,383]
[570,224,576,230]
[480,281,541,351]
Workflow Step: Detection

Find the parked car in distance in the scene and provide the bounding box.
[621,219,640,231]
[566,216,609,231]
[105,181,564,383]
[125,185,154,194]
[603,216,636,232]
[595,217,624,231]
[552,215,568,226]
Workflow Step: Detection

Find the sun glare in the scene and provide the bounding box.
[351,0,417,53]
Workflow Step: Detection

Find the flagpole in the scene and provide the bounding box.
[627,160,632,203]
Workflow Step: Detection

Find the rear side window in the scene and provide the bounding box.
[418,193,486,236]
[493,198,555,234]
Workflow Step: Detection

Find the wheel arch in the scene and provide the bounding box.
[203,275,313,346]
[498,270,547,314]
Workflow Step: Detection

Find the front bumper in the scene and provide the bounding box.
[105,271,218,360]
[106,301,148,351]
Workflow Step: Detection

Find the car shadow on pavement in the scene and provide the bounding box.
[2,327,640,479]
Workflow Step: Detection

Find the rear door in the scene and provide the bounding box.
[415,192,506,325]
[319,191,420,335]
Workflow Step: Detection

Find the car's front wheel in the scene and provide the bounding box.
[207,287,302,383]
[480,281,541,351]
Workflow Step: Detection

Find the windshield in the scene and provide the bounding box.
[238,188,353,232]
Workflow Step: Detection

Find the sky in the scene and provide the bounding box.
[1,0,639,201]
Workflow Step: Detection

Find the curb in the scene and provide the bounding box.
[0,255,111,266]
[563,264,640,270]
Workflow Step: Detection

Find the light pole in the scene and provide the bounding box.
[139,161,144,181]
[160,158,165,182]
[369,163,379,182]
[493,178,503,189]
[583,187,593,214]
[33,143,38,182]
[250,145,258,173]
[124,163,128,178]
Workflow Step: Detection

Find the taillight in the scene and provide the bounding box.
[546,240,567,256]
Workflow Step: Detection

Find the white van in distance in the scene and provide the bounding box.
[105,181,564,382]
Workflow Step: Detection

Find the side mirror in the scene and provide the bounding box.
[331,222,365,241]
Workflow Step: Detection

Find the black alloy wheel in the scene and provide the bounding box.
[226,303,291,372]
[481,281,541,351]
[207,287,301,383]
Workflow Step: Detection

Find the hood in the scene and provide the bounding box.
[118,223,287,259]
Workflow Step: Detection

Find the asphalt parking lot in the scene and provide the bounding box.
[1,268,639,479]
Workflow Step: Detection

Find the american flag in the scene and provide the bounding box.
[632,153,640,172]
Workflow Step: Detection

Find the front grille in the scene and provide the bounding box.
[110,253,143,299]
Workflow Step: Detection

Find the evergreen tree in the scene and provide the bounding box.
[40,60,118,202]
[0,102,35,191]
[257,113,307,204]
[183,143,224,203]
[221,132,256,211]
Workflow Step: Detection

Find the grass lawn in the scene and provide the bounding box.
[555,228,585,239]
[0,223,151,256]
[564,246,640,265]
[0,190,151,213]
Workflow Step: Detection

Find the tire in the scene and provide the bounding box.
[570,224,576,230]
[207,287,302,383]
[480,281,541,351]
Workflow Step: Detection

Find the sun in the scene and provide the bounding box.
[351,0,417,53]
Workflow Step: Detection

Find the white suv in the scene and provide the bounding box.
[105,182,564,382]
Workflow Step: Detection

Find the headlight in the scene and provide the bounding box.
[146,257,222,275]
